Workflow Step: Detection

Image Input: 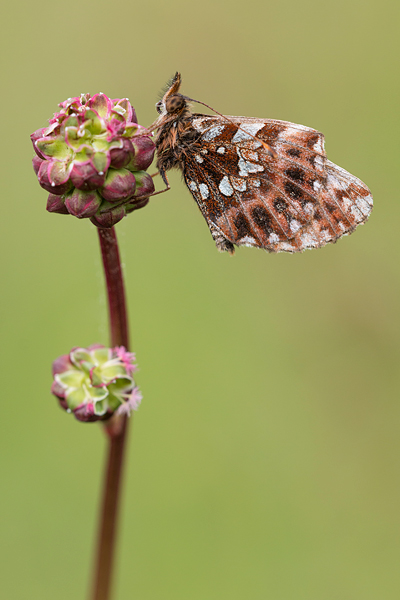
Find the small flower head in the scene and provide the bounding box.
[52,344,141,422]
[32,94,155,228]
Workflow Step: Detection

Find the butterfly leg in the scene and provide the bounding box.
[134,170,171,201]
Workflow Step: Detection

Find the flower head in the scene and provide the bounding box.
[52,344,141,422]
[32,94,155,228]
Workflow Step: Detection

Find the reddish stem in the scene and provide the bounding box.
[90,227,130,600]
[97,227,129,349]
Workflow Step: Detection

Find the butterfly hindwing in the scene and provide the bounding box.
[182,116,372,253]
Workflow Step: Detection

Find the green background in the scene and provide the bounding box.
[1,0,399,598]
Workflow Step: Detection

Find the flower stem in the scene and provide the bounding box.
[90,227,130,600]
[98,227,129,349]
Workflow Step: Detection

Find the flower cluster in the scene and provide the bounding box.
[31,93,155,227]
[51,345,142,422]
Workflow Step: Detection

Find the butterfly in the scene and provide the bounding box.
[149,72,372,254]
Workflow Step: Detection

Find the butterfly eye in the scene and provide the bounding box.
[156,101,163,114]
[165,94,186,114]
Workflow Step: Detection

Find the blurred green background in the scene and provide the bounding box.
[1,0,399,598]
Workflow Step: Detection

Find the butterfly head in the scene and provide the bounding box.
[155,72,190,119]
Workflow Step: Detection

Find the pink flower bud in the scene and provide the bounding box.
[112,98,137,124]
[91,204,126,228]
[64,189,102,218]
[38,160,72,195]
[109,138,135,169]
[128,136,155,171]
[47,193,70,214]
[70,162,106,191]
[101,168,136,202]
[133,171,155,198]
[73,402,98,422]
[31,128,48,159]
[125,197,150,214]
[32,155,42,175]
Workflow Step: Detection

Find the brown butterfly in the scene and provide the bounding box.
[149,72,372,254]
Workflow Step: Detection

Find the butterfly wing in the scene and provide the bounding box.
[183,116,372,253]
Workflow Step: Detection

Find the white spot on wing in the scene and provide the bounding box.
[219,176,234,196]
[238,157,264,177]
[341,196,351,210]
[313,137,324,155]
[320,229,332,242]
[315,155,324,170]
[278,241,295,252]
[199,183,209,199]
[290,220,301,233]
[252,179,261,188]
[195,154,204,163]
[300,233,318,247]
[350,204,364,220]
[313,180,322,192]
[217,147,226,154]
[191,117,214,133]
[240,235,257,246]
[202,125,225,141]
[268,233,280,243]
[231,122,264,143]
[356,197,373,216]
[188,181,198,192]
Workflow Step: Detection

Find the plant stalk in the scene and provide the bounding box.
[98,226,129,349]
[90,226,130,600]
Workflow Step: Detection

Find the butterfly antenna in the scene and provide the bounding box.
[182,96,277,158]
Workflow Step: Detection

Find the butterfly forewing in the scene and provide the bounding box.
[153,73,372,253]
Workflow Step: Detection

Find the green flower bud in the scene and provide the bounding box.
[51,345,142,422]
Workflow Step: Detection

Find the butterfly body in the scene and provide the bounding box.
[153,73,372,254]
